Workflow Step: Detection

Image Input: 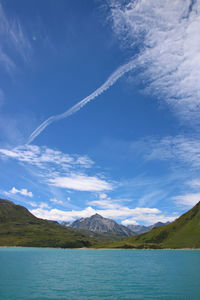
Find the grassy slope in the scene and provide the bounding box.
[0,199,93,248]
[2,198,200,249]
[101,202,200,249]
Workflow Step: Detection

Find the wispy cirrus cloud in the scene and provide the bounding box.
[122,135,200,170]
[0,144,113,193]
[139,135,200,168]
[87,199,121,210]
[0,3,32,73]
[87,193,133,210]
[172,193,200,207]
[187,179,200,188]
[0,144,93,169]
[0,3,32,145]
[26,0,200,143]
[0,89,4,108]
[108,0,200,122]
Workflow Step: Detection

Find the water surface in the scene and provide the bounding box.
[0,248,200,299]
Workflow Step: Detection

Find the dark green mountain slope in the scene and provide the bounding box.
[105,201,200,249]
[0,199,93,248]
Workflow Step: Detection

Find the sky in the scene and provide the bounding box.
[0,0,200,226]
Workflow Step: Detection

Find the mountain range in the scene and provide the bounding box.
[127,222,170,235]
[1,197,200,248]
[62,215,170,236]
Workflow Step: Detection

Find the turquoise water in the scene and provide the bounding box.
[0,248,200,299]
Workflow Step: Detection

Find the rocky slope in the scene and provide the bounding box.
[70,213,135,236]
[127,221,170,235]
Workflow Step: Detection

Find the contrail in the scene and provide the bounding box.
[27,59,135,144]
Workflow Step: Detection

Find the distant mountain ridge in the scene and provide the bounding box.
[69,213,134,236]
[127,221,170,235]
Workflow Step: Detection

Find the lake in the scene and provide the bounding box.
[0,248,200,299]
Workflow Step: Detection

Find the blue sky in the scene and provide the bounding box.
[1,0,200,225]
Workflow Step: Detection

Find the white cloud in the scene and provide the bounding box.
[121,219,139,226]
[49,174,113,192]
[4,187,33,198]
[31,206,97,222]
[172,193,200,207]
[31,205,161,223]
[122,214,176,226]
[109,0,200,122]
[39,202,51,209]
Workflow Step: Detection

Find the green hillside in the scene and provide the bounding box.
[105,201,200,249]
[2,198,200,249]
[0,199,93,248]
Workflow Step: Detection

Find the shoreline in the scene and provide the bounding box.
[0,246,200,250]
